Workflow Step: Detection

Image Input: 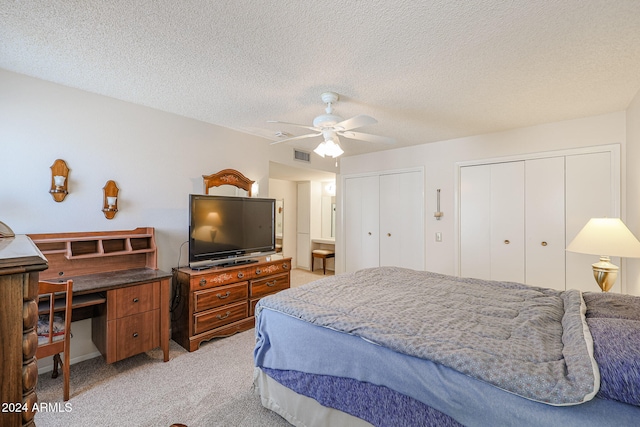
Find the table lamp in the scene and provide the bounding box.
[566,217,640,292]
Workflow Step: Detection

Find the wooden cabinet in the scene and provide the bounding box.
[459,147,619,292]
[0,235,48,427]
[172,257,291,352]
[344,169,424,273]
[92,281,162,363]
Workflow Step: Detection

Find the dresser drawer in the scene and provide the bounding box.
[193,281,248,312]
[193,301,248,335]
[115,310,159,360]
[250,273,290,299]
[115,282,159,319]
[189,268,252,290]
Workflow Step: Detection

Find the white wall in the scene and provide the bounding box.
[0,69,290,369]
[625,89,640,295]
[339,112,630,291]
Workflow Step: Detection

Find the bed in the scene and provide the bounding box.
[253,266,640,426]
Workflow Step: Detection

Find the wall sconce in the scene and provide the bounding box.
[49,159,70,202]
[102,180,119,219]
[434,189,443,220]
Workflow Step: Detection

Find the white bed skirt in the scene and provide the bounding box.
[253,367,373,427]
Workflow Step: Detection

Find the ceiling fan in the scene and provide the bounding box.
[268,92,395,157]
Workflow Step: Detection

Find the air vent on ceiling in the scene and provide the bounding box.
[294,149,311,163]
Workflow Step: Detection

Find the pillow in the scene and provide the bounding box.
[583,292,640,321]
[587,317,640,406]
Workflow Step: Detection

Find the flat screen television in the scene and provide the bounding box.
[189,194,276,269]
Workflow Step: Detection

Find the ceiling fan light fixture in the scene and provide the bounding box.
[314,136,344,158]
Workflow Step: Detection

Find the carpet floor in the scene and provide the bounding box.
[34,269,331,427]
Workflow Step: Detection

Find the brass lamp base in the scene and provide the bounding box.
[592,256,618,292]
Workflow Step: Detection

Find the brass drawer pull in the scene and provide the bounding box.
[282,263,289,270]
[200,278,207,286]
[217,291,231,299]
[216,311,231,320]
[133,297,139,303]
[132,333,139,338]
[237,272,244,279]
[256,268,262,275]
[266,280,276,287]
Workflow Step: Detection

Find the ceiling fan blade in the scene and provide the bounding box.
[333,114,377,131]
[267,120,318,132]
[339,131,396,145]
[270,132,323,145]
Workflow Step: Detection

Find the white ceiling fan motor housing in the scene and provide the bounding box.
[314,92,342,127]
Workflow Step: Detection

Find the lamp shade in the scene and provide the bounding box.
[566,218,640,258]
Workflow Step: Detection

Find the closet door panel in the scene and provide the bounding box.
[566,152,615,292]
[379,171,424,270]
[525,157,566,290]
[490,162,525,283]
[344,176,380,272]
[460,165,491,279]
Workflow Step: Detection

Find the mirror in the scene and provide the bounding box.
[275,200,284,254]
[321,195,336,239]
[203,169,254,197]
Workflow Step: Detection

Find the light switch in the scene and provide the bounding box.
[436,232,442,242]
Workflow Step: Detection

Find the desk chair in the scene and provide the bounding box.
[36,279,73,401]
[311,249,335,275]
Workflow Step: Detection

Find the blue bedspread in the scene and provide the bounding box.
[256,267,598,405]
[254,308,640,427]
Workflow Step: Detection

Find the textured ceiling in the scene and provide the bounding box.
[2,1,640,157]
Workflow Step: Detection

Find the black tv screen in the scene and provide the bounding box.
[189,194,275,267]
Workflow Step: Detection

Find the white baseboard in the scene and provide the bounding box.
[38,351,102,374]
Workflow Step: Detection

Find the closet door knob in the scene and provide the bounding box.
[541,241,548,246]
[504,240,510,244]
[387,233,392,237]
[368,232,372,236]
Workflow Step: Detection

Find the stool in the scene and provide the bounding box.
[311,249,335,275]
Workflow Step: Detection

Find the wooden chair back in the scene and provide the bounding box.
[36,279,73,401]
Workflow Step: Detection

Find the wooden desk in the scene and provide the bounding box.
[38,268,172,363]
[29,228,171,364]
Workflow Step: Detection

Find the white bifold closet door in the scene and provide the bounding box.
[525,157,566,290]
[460,150,614,291]
[379,171,424,270]
[344,170,424,273]
[460,161,526,283]
[344,175,380,272]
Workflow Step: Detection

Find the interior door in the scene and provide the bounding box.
[379,171,424,270]
[525,157,566,290]
[490,162,525,283]
[460,165,491,279]
[344,175,380,272]
[565,152,615,292]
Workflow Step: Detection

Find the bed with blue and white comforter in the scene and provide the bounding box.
[253,267,640,426]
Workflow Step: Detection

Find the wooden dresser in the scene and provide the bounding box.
[172,257,291,351]
[0,235,47,427]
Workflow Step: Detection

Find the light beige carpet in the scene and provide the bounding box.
[35,269,328,427]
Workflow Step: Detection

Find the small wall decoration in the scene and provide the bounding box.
[49,159,70,202]
[102,180,119,219]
